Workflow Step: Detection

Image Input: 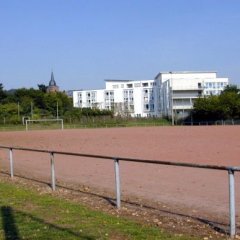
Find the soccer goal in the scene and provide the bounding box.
[25,119,64,131]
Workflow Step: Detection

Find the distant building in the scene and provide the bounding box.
[155,71,228,120]
[73,79,159,117]
[47,72,59,93]
[72,71,229,118]
[65,90,74,98]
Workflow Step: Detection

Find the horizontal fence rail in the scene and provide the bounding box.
[0,145,239,171]
[0,145,239,238]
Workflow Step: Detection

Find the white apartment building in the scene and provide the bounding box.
[73,71,229,119]
[73,79,159,117]
[155,71,229,120]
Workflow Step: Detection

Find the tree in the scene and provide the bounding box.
[0,83,7,102]
[38,84,48,93]
[219,86,240,119]
[192,85,240,122]
[192,96,225,121]
[222,85,239,94]
[0,103,21,124]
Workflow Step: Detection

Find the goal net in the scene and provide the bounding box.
[25,119,64,131]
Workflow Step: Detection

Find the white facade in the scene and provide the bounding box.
[155,71,229,119]
[73,79,159,117]
[73,71,229,118]
[73,89,105,109]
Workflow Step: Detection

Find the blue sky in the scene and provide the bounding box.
[0,0,239,90]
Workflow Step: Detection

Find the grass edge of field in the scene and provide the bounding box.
[0,178,198,240]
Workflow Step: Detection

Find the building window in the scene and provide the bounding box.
[150,104,154,111]
[134,83,141,87]
[144,104,149,110]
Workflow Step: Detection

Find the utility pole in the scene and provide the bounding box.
[31,102,33,119]
[17,102,20,119]
[56,101,59,119]
[169,72,174,126]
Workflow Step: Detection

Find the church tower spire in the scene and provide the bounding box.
[47,71,59,92]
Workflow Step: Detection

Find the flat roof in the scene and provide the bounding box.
[104,79,154,82]
[160,71,217,74]
[105,79,131,82]
[155,71,217,79]
[73,88,104,92]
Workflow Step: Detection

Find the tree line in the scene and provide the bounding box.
[1,83,239,125]
[0,84,112,124]
[191,85,240,122]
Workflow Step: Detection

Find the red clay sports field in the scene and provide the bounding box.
[0,126,239,223]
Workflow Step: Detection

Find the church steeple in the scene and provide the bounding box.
[49,71,57,86]
[47,71,59,92]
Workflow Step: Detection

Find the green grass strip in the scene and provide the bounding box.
[0,180,197,239]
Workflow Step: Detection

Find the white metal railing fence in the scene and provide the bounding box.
[0,145,239,238]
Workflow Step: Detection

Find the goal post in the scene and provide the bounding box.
[25,119,64,131]
[22,116,30,125]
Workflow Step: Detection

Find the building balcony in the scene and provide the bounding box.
[173,105,193,110]
[173,86,204,91]
[172,93,202,99]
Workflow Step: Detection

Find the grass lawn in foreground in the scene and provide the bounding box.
[0,179,198,239]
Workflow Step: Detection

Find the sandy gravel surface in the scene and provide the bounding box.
[0,126,239,222]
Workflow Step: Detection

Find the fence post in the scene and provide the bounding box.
[50,152,56,191]
[228,169,236,238]
[9,148,14,178]
[114,158,121,208]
